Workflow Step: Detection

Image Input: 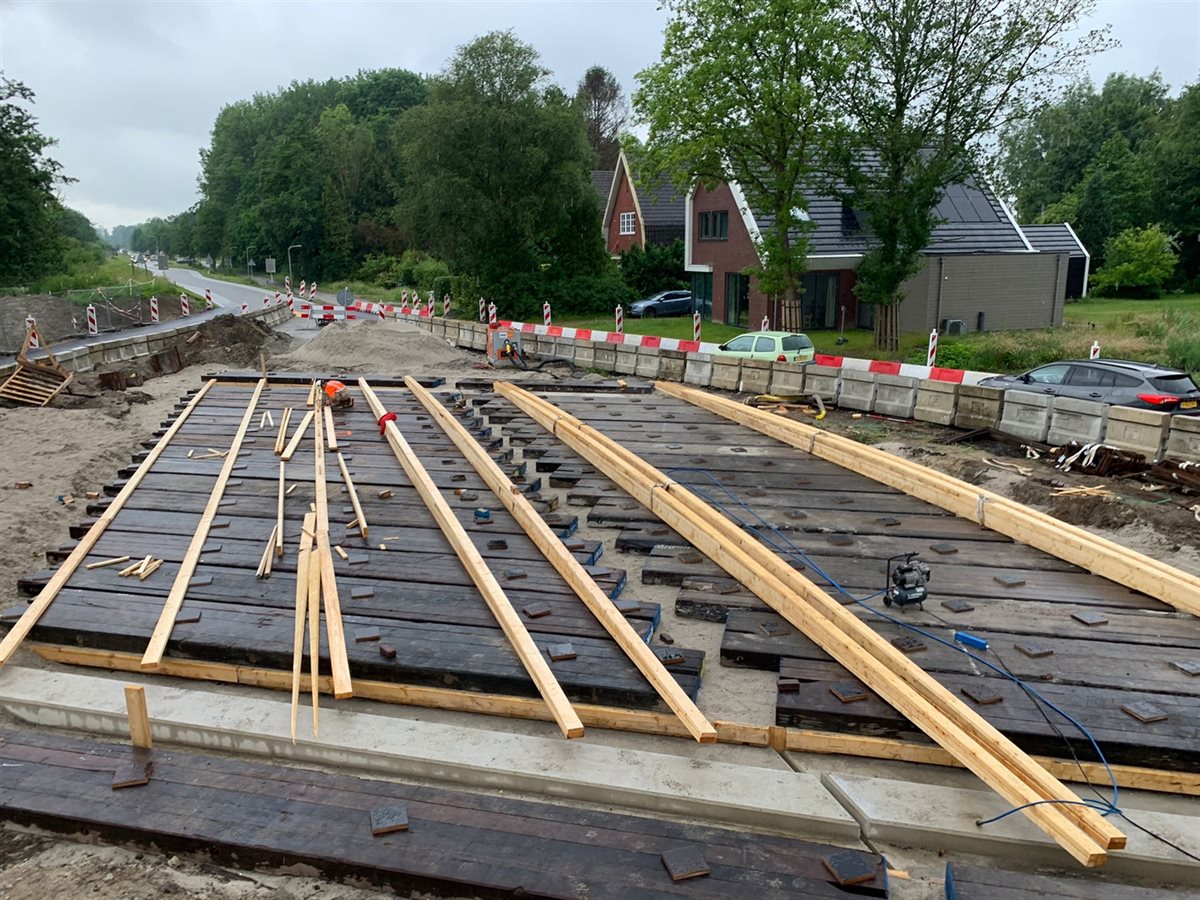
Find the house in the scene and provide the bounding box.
[1020,223,1090,299]
[591,170,615,212]
[602,149,687,256]
[687,172,1070,334]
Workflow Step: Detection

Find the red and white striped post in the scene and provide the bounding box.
[180,294,190,318]
[241,302,249,314]
[425,293,434,316]
[299,280,306,297]
[401,290,409,308]
[1090,340,1101,359]
[287,291,294,311]
[204,288,213,310]
[927,329,938,367]
[478,297,486,322]
[614,305,624,334]
[86,305,98,335]
[487,302,497,326]
[442,294,451,317]
[761,315,769,331]
[693,311,702,342]
[149,296,159,323]
[275,291,281,306]
[263,294,270,308]
[543,302,552,327]
[285,275,291,293]
[309,283,317,299]
[25,316,38,349]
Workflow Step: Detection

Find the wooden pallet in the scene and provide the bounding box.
[0,330,72,406]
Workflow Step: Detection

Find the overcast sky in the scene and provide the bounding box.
[2,0,1197,230]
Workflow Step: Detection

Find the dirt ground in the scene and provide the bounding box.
[0,318,1196,895]
[1,293,197,352]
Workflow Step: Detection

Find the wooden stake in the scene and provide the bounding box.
[359,379,583,740]
[336,452,367,540]
[291,513,316,742]
[280,410,314,462]
[311,391,353,699]
[85,556,130,570]
[141,379,267,670]
[123,684,152,749]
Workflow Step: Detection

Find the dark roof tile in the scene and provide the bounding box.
[1020,224,1088,256]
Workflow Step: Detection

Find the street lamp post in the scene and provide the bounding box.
[245,246,256,281]
[287,243,302,282]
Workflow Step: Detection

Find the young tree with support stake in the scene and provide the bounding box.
[831,0,1113,351]
[633,0,854,332]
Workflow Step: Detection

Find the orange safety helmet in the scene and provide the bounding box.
[324,380,346,399]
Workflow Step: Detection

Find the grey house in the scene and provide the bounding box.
[1020,223,1090,299]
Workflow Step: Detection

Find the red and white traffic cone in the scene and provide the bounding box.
[150,296,159,323]
[86,305,98,335]
[180,294,190,317]
[614,305,624,334]
[927,329,938,367]
[25,316,39,349]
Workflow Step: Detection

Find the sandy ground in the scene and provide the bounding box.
[1,316,1197,897]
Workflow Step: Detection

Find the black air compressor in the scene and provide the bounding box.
[883,552,931,609]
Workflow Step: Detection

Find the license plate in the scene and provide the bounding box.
[1183,400,1198,409]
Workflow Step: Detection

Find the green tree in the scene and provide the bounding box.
[618,239,687,296]
[576,66,627,169]
[833,0,1113,349]
[1152,83,1200,283]
[1090,225,1177,296]
[634,0,854,331]
[1069,134,1153,263]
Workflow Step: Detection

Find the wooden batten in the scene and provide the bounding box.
[311,392,353,699]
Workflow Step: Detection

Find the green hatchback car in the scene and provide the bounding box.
[713,331,815,363]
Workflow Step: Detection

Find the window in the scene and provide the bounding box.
[619,211,636,235]
[1027,364,1072,385]
[722,335,755,352]
[691,272,713,319]
[725,272,749,326]
[699,210,729,241]
[1150,373,1199,392]
[782,335,813,351]
[1066,366,1115,388]
[754,337,775,353]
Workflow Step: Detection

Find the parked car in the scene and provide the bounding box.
[713,331,815,363]
[628,289,693,318]
[978,359,1200,414]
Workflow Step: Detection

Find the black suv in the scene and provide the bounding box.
[979,359,1200,414]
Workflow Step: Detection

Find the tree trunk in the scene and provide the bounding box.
[780,281,801,331]
[873,303,900,352]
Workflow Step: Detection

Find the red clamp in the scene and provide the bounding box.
[377,412,397,435]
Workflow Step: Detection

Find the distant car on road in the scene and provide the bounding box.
[978,359,1200,414]
[713,331,815,363]
[628,289,693,318]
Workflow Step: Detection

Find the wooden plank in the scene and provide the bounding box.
[336,451,368,540]
[279,410,314,462]
[358,380,584,740]
[273,407,292,456]
[140,379,267,670]
[307,537,321,736]
[400,376,715,744]
[291,513,316,742]
[324,405,337,451]
[311,393,353,699]
[655,382,1200,616]
[0,379,219,666]
[123,684,152,749]
[276,461,285,558]
[497,382,1121,866]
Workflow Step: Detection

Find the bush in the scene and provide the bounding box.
[484,267,634,322]
[618,239,687,296]
[1090,225,1178,297]
[412,257,450,292]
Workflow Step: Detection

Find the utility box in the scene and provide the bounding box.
[486,326,523,365]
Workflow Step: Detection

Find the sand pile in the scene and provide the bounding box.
[275,320,469,373]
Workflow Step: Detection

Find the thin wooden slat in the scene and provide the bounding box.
[311,392,353,699]
[324,405,337,451]
[656,382,1199,616]
[141,379,267,670]
[85,556,131,570]
[308,537,321,735]
[400,376,715,744]
[274,407,292,456]
[358,380,584,740]
[280,410,315,462]
[123,685,152,749]
[291,513,316,742]
[497,383,1120,866]
[335,452,368,540]
[0,379,219,666]
[276,461,286,559]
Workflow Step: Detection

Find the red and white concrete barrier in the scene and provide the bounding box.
[180,294,190,318]
[86,305,98,335]
[149,296,159,323]
[275,292,281,306]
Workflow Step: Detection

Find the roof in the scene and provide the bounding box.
[605,150,687,247]
[745,166,1032,258]
[590,170,614,209]
[1020,223,1089,257]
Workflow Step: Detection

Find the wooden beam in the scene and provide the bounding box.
[401,376,715,744]
[280,410,314,462]
[357,379,584,740]
[291,513,316,742]
[276,461,286,558]
[308,535,321,735]
[30,643,1199,797]
[497,383,1121,866]
[324,405,337,451]
[274,407,292,456]
[336,452,368,540]
[311,391,353,699]
[141,379,267,670]
[656,381,1199,616]
[0,379,218,667]
[123,684,152,749]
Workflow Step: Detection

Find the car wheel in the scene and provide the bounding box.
[643,307,657,318]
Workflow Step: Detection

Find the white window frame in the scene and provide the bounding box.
[619,211,636,235]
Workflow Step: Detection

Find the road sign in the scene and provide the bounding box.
[336,288,355,305]
[265,257,276,274]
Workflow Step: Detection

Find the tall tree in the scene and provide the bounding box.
[576,66,627,169]
[634,0,855,330]
[1070,134,1153,262]
[1152,83,1200,283]
[832,0,1112,350]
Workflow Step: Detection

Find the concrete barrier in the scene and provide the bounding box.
[1046,396,1108,447]
[768,362,806,396]
[442,320,460,345]
[454,323,475,349]
[837,369,876,412]
[572,340,596,370]
[658,349,686,382]
[914,379,958,426]
[614,344,638,375]
[710,357,741,392]
[804,365,841,403]
[738,359,772,395]
[1167,415,1200,462]
[954,385,1004,431]
[998,391,1051,443]
[635,346,663,379]
[874,373,918,419]
[1106,406,1171,461]
[593,344,617,372]
[683,353,714,388]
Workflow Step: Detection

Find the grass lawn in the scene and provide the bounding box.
[556,314,745,344]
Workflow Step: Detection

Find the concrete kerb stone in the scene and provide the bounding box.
[998,390,1052,443]
[614,344,638,375]
[634,346,663,379]
[822,772,1199,883]
[0,667,861,842]
[1106,406,1172,461]
[1167,414,1200,462]
[837,369,877,412]
[1047,396,1108,447]
[914,379,958,426]
[768,362,806,397]
[683,352,714,388]
[955,384,1004,431]
[874,373,918,419]
[710,357,741,392]
[738,359,772,395]
[804,365,841,403]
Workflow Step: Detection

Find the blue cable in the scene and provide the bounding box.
[664,467,1123,822]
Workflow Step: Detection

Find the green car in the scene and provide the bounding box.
[714,331,815,363]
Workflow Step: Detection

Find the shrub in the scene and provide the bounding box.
[412,257,450,292]
[618,239,687,296]
[1090,225,1178,297]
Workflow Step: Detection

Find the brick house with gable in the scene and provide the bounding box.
[602,148,686,256]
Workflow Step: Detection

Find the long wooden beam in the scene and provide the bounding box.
[497,383,1122,867]
[358,379,584,739]
[336,451,368,540]
[142,379,267,669]
[398,376,716,744]
[0,379,219,666]
[291,512,316,742]
[656,381,1199,616]
[28,643,1198,796]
